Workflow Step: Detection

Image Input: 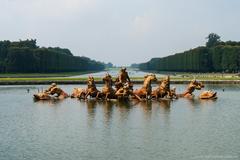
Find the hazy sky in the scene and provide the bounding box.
[1,0,240,66]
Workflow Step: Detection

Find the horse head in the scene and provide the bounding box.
[143,74,157,87]
[160,75,170,90]
[142,74,157,95]
[87,76,95,86]
[191,79,204,90]
[103,73,113,85]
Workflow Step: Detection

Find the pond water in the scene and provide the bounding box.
[0,84,240,160]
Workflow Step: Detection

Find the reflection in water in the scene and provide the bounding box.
[85,100,115,127]
[159,100,171,108]
[33,99,64,106]
[158,100,171,120]
[140,100,152,111]
[116,100,132,108]
[86,99,97,116]
[199,98,218,106]
[116,100,133,122]
[102,101,114,126]
[186,98,201,110]
[185,98,217,111]
[139,101,153,120]
[86,99,97,128]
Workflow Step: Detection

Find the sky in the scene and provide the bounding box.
[1,0,240,66]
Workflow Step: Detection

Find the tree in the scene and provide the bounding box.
[105,62,113,68]
[206,33,221,47]
[0,39,105,73]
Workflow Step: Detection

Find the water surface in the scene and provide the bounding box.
[69,68,166,78]
[0,84,240,160]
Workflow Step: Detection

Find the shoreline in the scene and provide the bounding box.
[1,80,240,85]
[0,70,103,78]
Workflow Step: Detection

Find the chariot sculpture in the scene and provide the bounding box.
[34,68,217,101]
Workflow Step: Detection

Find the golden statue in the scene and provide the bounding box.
[85,76,101,99]
[115,67,131,91]
[34,83,68,100]
[199,90,217,99]
[152,76,177,99]
[178,79,204,98]
[133,74,157,100]
[101,73,116,100]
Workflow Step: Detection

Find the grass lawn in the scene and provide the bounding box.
[0,76,240,82]
[0,69,240,82]
[0,71,99,78]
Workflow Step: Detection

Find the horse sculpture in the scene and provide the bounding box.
[34,86,69,100]
[33,72,218,102]
[71,88,86,99]
[178,79,204,98]
[152,76,177,99]
[133,74,157,100]
[101,73,116,100]
[85,76,101,99]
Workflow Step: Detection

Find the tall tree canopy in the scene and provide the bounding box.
[139,34,240,73]
[206,33,221,47]
[0,39,105,73]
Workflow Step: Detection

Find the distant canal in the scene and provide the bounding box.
[69,68,167,78]
[0,84,239,160]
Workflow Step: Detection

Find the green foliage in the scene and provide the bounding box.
[206,33,221,47]
[105,62,113,68]
[139,34,240,73]
[221,46,240,72]
[10,39,38,49]
[0,40,105,73]
[130,63,139,68]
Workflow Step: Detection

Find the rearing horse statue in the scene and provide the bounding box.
[152,76,177,99]
[101,73,116,100]
[85,76,101,99]
[133,74,157,100]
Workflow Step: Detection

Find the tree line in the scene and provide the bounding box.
[0,39,105,73]
[139,33,240,73]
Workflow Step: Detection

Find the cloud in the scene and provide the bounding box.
[1,0,240,66]
[131,13,153,36]
[2,0,97,18]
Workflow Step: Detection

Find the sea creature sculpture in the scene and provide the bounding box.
[34,83,69,100]
[178,79,204,98]
[199,90,217,99]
